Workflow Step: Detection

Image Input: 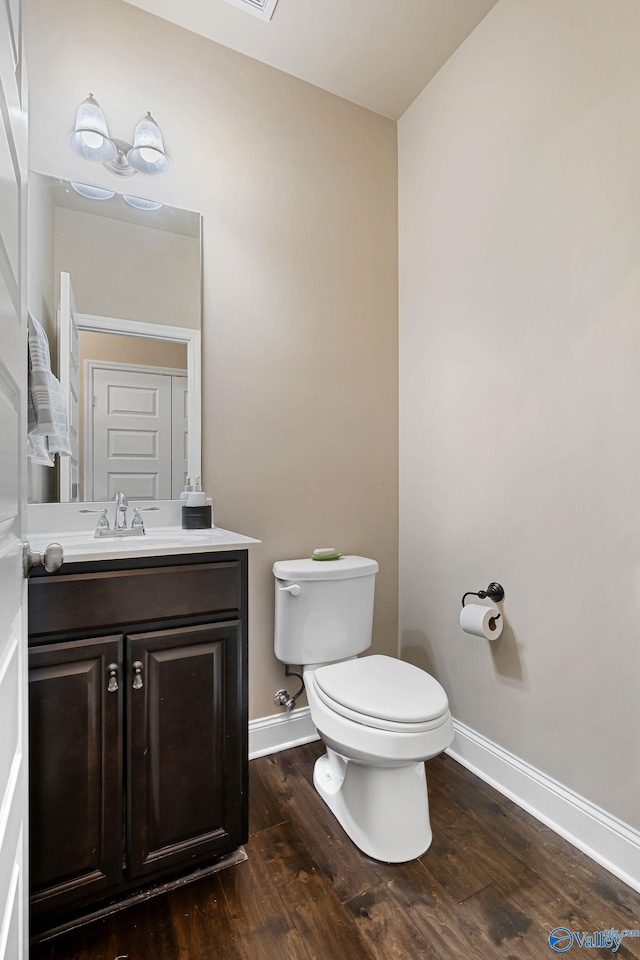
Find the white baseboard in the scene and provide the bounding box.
[447,718,640,894]
[249,706,320,760]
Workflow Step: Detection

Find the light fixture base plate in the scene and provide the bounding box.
[103,139,137,178]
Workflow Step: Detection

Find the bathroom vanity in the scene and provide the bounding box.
[23,169,262,937]
[26,524,259,937]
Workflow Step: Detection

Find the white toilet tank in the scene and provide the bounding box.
[273,556,379,666]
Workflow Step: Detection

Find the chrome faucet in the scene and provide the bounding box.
[114,491,128,530]
[80,496,160,539]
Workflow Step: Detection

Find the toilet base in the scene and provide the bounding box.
[313,748,432,863]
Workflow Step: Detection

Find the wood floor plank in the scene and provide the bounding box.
[419,799,640,960]
[427,759,640,957]
[507,876,640,960]
[30,918,116,960]
[107,892,180,960]
[250,820,372,960]
[370,857,489,960]
[416,832,495,903]
[220,841,313,960]
[455,882,546,960]
[256,744,389,904]
[168,873,245,960]
[428,756,640,925]
[463,833,533,891]
[344,882,442,960]
[426,778,482,844]
[248,753,288,836]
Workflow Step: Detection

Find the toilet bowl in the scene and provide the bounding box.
[273,555,453,863]
[305,656,453,862]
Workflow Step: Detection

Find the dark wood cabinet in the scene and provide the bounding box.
[127,621,242,879]
[29,636,123,915]
[28,551,249,937]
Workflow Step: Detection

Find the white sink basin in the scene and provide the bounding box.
[61,532,212,553]
[29,528,217,559]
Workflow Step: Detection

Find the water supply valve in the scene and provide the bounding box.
[273,665,305,712]
[273,689,296,712]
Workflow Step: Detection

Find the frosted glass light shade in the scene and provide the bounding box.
[71,182,115,200]
[69,94,117,163]
[123,195,163,211]
[127,113,172,175]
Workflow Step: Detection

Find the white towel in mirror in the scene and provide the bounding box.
[27,313,71,461]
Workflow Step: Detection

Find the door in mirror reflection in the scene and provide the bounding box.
[82,334,188,501]
[88,365,187,501]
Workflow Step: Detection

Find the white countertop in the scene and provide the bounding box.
[27,501,260,564]
[28,526,261,564]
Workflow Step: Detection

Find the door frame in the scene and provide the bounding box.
[83,360,188,502]
[0,0,28,954]
[58,272,81,503]
[76,313,201,502]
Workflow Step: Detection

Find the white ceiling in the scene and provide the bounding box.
[122,0,499,120]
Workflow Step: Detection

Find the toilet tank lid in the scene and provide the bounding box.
[273,556,379,582]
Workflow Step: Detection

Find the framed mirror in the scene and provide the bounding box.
[27,173,202,504]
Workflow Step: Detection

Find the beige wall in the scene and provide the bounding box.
[399,0,640,828]
[79,332,187,370]
[54,207,201,327]
[27,0,399,720]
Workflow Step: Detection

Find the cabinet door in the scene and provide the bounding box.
[127,621,246,880]
[29,636,123,919]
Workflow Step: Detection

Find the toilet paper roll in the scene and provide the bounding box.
[460,603,503,641]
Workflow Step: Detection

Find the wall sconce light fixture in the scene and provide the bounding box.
[69,94,172,177]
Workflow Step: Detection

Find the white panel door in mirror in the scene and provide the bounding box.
[91,367,172,501]
[85,363,188,500]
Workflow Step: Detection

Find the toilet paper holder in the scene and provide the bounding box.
[461,582,505,614]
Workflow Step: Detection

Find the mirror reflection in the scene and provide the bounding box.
[27,173,202,504]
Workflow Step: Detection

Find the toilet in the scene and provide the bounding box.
[273,555,454,863]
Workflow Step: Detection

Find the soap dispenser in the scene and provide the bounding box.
[182,476,212,529]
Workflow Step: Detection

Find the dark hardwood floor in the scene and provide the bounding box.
[32,741,640,960]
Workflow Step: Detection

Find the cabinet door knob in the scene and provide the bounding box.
[107,663,119,692]
[132,661,144,690]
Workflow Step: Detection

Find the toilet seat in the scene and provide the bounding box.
[312,655,450,734]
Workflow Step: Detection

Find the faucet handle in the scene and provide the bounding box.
[79,508,110,533]
[131,506,159,531]
[96,509,110,532]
